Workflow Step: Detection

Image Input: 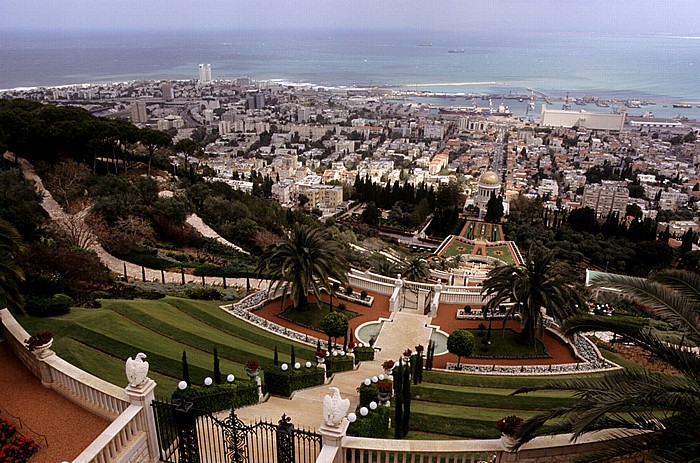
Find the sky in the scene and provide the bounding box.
[2,0,699,34]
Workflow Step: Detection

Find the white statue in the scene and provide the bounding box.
[126,352,150,388]
[322,387,350,427]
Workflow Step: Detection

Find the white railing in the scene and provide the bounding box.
[73,404,147,463]
[45,356,129,419]
[348,273,395,296]
[321,429,646,463]
[1,309,153,463]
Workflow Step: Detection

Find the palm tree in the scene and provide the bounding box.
[481,246,586,346]
[402,257,431,282]
[0,219,26,313]
[255,224,348,311]
[512,270,700,462]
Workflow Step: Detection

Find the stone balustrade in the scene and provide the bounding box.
[72,404,148,463]
[1,309,157,463]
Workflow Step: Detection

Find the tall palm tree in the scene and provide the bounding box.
[512,270,700,462]
[481,246,586,346]
[402,257,431,282]
[255,224,348,311]
[0,219,26,313]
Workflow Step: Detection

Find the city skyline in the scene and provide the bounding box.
[2,0,699,34]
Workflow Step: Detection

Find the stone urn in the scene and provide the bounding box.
[245,367,259,380]
[500,433,516,451]
[31,338,54,359]
[377,391,392,405]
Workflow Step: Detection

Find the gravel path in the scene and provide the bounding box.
[0,342,109,463]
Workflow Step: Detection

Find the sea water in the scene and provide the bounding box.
[1,28,698,118]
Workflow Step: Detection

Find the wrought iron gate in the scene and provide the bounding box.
[151,399,322,463]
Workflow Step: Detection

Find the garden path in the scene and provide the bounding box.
[233,310,432,430]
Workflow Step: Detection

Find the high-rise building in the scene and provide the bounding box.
[582,182,629,216]
[246,92,265,110]
[198,63,212,84]
[161,83,174,101]
[130,101,148,123]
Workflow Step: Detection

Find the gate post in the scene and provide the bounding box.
[173,397,201,463]
[276,414,296,463]
[125,378,159,462]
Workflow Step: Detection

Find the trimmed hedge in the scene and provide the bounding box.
[264,366,325,397]
[347,405,389,438]
[353,347,375,363]
[124,253,174,270]
[172,381,259,413]
[357,382,378,408]
[325,355,354,378]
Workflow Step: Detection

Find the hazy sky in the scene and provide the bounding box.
[2,0,699,34]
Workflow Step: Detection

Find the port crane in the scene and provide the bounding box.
[562,92,571,111]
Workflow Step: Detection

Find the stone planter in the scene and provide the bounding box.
[316,356,325,364]
[31,339,53,359]
[245,368,259,380]
[377,391,392,405]
[500,433,516,451]
[383,368,393,376]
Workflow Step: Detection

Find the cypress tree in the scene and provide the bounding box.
[393,361,404,439]
[290,345,296,366]
[182,350,191,385]
[274,346,279,366]
[402,360,411,437]
[213,347,221,384]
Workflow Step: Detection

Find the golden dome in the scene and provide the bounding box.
[479,171,500,186]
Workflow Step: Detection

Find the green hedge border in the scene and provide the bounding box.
[263,366,325,397]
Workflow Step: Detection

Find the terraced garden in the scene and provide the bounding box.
[15,296,629,440]
[16,297,317,394]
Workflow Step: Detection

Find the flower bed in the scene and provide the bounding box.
[337,291,374,307]
[0,418,38,463]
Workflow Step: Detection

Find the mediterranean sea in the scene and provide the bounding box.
[2,28,699,119]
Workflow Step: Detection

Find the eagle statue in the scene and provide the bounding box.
[322,387,350,427]
[126,352,150,388]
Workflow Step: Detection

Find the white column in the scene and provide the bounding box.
[125,379,159,462]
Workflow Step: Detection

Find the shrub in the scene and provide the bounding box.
[347,406,389,438]
[345,286,354,296]
[357,382,378,408]
[353,346,375,363]
[325,354,354,378]
[25,293,74,317]
[124,253,174,270]
[184,286,222,300]
[171,381,258,413]
[263,366,325,397]
[360,290,368,300]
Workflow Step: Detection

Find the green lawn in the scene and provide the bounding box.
[466,329,548,358]
[278,303,360,332]
[16,297,317,395]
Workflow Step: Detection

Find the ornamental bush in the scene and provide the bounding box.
[357,382,378,408]
[184,286,222,300]
[353,346,375,363]
[325,355,354,378]
[447,329,475,367]
[347,406,389,438]
[25,293,73,317]
[171,381,258,413]
[263,366,325,397]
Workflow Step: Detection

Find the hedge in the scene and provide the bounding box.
[172,381,259,413]
[353,347,374,363]
[264,366,325,397]
[25,293,74,317]
[347,406,389,438]
[357,382,378,408]
[325,355,354,378]
[123,253,175,270]
[184,287,222,300]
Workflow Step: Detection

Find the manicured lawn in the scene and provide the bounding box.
[485,245,515,264]
[278,303,360,332]
[16,297,317,394]
[465,328,548,358]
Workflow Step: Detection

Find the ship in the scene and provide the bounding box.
[672,103,692,108]
[448,49,465,53]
